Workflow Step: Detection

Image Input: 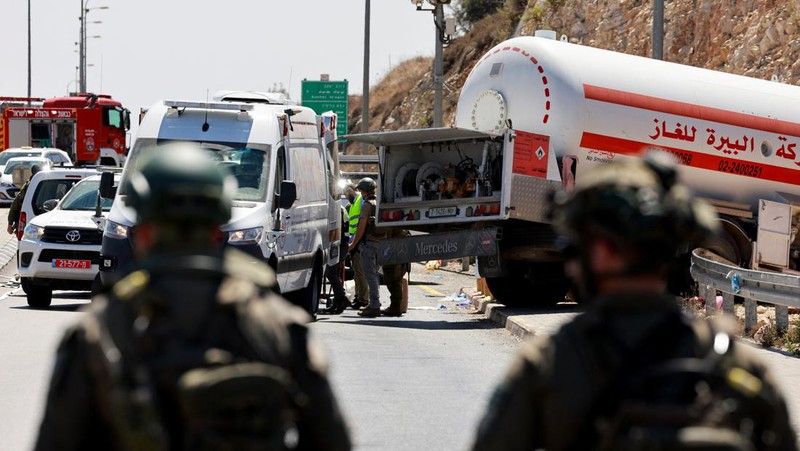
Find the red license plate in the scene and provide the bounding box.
[52,259,92,269]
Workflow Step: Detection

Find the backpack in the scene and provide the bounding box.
[584,316,769,451]
[97,270,304,450]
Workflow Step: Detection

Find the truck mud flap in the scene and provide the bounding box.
[375,227,500,265]
[690,248,800,307]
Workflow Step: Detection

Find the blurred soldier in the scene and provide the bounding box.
[7,164,43,236]
[34,145,351,450]
[471,153,797,451]
[345,183,369,309]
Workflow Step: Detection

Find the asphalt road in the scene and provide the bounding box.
[0,237,521,451]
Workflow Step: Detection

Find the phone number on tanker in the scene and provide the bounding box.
[717,160,763,178]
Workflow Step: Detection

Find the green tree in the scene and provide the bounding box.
[453,0,505,28]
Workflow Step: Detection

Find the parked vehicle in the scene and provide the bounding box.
[347,32,800,306]
[0,157,54,206]
[0,94,130,166]
[0,146,72,173]
[99,91,342,315]
[18,171,119,308]
[0,149,74,206]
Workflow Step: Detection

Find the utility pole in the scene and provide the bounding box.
[79,0,107,93]
[79,0,85,93]
[653,0,664,60]
[361,0,370,153]
[27,0,31,102]
[413,0,450,128]
[433,2,444,127]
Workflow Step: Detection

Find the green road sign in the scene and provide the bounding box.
[301,80,348,140]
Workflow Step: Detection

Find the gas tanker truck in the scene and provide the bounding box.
[346,32,800,306]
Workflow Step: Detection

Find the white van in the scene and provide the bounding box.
[99,91,342,315]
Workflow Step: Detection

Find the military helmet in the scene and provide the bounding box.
[356,177,376,192]
[126,143,236,226]
[550,152,718,260]
[30,164,43,176]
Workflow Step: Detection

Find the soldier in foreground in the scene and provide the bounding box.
[471,154,798,450]
[34,145,351,450]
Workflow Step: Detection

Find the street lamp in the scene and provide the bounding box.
[412,0,452,127]
[79,1,108,93]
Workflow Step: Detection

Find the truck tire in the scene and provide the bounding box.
[286,263,322,318]
[22,278,53,309]
[485,262,569,307]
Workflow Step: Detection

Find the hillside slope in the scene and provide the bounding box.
[345,0,799,155]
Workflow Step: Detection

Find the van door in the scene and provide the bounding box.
[279,142,328,292]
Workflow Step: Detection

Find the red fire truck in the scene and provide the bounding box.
[0,94,131,166]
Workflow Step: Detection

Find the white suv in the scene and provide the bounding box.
[18,172,118,308]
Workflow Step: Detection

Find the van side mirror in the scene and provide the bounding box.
[279,180,297,209]
[99,171,116,199]
[43,199,58,212]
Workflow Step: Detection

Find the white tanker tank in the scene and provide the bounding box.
[456,34,800,209]
[347,34,800,307]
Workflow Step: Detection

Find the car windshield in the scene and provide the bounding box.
[0,152,39,165]
[59,180,113,211]
[31,178,85,216]
[123,139,271,202]
[4,160,46,174]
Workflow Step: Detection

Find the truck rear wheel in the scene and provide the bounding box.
[485,262,569,307]
[22,278,53,309]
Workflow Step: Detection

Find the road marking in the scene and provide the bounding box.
[418,285,444,297]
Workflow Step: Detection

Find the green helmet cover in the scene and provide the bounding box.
[126,143,236,226]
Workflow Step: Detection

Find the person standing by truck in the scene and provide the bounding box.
[345,182,369,309]
[348,177,390,318]
[471,154,797,450]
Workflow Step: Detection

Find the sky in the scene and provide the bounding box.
[2,1,453,131]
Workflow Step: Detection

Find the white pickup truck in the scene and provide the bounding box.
[18,171,119,308]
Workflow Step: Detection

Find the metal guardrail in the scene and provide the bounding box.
[690,248,800,332]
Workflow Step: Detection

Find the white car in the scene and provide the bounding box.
[0,147,72,173]
[0,157,53,205]
[18,173,118,308]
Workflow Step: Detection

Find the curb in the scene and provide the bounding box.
[0,235,17,271]
[468,292,535,341]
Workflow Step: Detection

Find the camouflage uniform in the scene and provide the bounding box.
[471,294,798,450]
[473,153,798,450]
[34,248,351,450]
[34,144,351,450]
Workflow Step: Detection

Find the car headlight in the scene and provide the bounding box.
[103,220,129,239]
[22,224,44,240]
[0,181,14,188]
[228,227,262,244]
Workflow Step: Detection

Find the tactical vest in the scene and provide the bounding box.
[348,193,362,236]
[95,268,302,450]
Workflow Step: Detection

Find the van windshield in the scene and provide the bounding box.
[59,179,114,211]
[122,139,271,202]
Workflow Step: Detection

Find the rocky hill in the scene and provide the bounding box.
[344,0,800,155]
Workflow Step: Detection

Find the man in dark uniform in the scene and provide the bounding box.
[34,144,351,450]
[471,153,798,450]
[7,164,42,236]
